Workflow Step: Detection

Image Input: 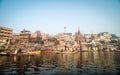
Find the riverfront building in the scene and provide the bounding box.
[19,29,31,44]
[97,32,112,42]
[10,33,19,45]
[30,31,42,43]
[0,26,13,44]
[0,26,13,50]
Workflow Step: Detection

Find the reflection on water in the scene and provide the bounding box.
[0,51,120,75]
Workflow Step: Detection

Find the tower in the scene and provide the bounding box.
[64,27,66,33]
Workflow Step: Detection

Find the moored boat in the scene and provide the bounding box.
[11,50,41,56]
[0,52,10,56]
[41,49,53,54]
[27,50,41,55]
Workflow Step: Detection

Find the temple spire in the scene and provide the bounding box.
[78,27,81,35]
[75,27,82,44]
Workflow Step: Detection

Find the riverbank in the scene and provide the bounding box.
[0,51,120,75]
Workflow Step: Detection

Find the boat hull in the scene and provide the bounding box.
[11,51,41,56]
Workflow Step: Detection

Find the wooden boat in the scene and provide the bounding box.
[41,49,53,54]
[27,50,41,55]
[11,50,41,56]
[0,52,10,56]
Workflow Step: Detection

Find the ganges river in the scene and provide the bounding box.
[0,51,120,75]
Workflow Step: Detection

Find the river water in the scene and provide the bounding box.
[0,51,120,75]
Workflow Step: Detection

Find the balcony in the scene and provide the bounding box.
[0,29,12,34]
[0,33,12,37]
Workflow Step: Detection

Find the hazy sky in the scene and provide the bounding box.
[0,0,120,36]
